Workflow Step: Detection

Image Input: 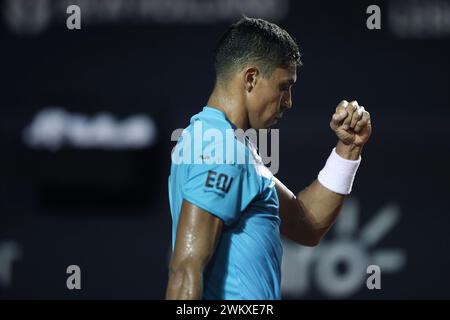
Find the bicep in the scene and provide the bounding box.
[171,199,224,270]
[274,177,319,246]
[274,177,304,240]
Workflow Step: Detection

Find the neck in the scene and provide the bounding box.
[206,83,249,130]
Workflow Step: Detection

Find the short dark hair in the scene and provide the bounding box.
[213,17,302,82]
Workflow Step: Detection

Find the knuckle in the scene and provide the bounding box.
[357,111,363,119]
[336,103,347,111]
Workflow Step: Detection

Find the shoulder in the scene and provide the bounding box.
[175,116,254,166]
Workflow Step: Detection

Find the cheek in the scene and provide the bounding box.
[254,87,280,110]
[247,85,281,127]
[264,94,282,114]
[248,89,268,113]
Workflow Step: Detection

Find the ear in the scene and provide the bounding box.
[244,67,259,92]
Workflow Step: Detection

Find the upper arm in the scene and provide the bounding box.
[274,176,321,246]
[166,200,223,299]
[170,199,224,271]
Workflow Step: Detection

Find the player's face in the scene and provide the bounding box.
[247,65,297,129]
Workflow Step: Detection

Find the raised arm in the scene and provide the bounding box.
[277,100,371,246]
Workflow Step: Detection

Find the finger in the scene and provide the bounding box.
[350,106,364,129]
[331,100,349,130]
[335,100,349,113]
[342,100,358,129]
[354,111,371,133]
[331,109,348,129]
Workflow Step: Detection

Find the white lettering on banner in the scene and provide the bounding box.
[0,241,22,288]
[3,0,51,35]
[23,107,158,151]
[4,0,289,35]
[389,0,450,38]
[281,198,406,298]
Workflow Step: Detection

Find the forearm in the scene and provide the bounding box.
[297,142,362,232]
[297,180,344,232]
[165,265,203,300]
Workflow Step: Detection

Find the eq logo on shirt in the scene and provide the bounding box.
[204,170,233,194]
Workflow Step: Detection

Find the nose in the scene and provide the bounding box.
[282,90,292,110]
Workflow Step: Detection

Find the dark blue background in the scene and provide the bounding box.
[1,0,449,299]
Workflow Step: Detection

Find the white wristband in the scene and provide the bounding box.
[317,148,361,195]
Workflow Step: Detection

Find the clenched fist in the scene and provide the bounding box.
[330,100,372,148]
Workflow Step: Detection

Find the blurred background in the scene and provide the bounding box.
[1,0,449,299]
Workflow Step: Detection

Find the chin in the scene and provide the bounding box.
[250,118,274,130]
[267,118,279,128]
[248,121,264,130]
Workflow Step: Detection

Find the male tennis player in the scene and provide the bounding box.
[166,17,372,300]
